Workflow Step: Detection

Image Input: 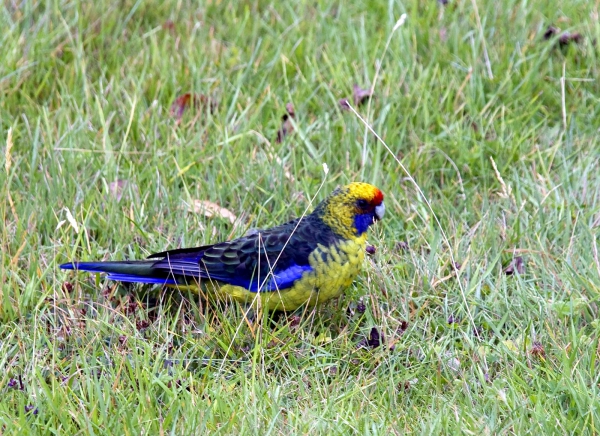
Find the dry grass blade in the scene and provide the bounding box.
[5,127,12,175]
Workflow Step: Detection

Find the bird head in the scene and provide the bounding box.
[316,182,385,238]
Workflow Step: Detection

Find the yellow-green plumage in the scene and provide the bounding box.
[204,234,367,310]
[60,182,385,311]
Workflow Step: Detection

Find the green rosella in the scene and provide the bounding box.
[61,182,385,311]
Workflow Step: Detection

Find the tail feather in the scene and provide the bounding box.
[59,261,176,285]
[106,273,177,285]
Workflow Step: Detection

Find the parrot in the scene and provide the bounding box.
[60,182,385,311]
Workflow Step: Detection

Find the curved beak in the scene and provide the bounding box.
[374,202,385,221]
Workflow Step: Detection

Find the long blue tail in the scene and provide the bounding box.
[60,261,177,285]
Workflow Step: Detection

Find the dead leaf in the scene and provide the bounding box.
[353,84,373,106]
[170,93,217,125]
[543,25,560,40]
[543,25,583,47]
[529,341,545,358]
[189,200,237,224]
[288,315,301,328]
[125,294,139,314]
[338,98,351,110]
[395,241,409,251]
[447,315,458,324]
[398,320,409,333]
[108,180,138,202]
[504,256,525,275]
[170,93,193,120]
[7,375,24,391]
[356,326,385,349]
[356,299,366,314]
[24,405,38,415]
[367,327,384,348]
[559,32,583,46]
[276,103,295,143]
[136,319,150,331]
[398,381,412,392]
[339,85,373,110]
[163,20,175,32]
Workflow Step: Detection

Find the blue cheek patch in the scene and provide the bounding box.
[353,212,375,235]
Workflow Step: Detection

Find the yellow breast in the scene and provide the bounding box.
[181,234,368,311]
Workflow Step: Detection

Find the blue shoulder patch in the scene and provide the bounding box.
[258,264,314,292]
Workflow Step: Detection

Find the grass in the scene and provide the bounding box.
[2,0,600,433]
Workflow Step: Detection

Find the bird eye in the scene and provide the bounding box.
[356,199,369,209]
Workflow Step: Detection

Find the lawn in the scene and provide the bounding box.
[2,0,600,433]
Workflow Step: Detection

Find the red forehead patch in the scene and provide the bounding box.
[372,189,384,205]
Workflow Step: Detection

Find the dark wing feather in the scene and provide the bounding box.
[150,215,341,292]
[147,244,216,259]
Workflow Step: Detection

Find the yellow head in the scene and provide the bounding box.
[316,182,385,239]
